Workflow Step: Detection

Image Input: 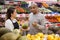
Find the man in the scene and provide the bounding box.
[28,3,52,35]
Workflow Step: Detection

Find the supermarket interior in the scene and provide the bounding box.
[0,0,60,40]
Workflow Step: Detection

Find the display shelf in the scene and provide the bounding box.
[0,12,60,23]
[51,22,60,23]
[45,14,60,23]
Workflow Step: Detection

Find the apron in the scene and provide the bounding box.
[10,19,19,29]
[13,22,19,29]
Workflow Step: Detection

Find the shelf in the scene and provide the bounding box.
[51,22,60,23]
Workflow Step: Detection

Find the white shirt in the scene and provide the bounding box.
[5,19,17,31]
[29,12,50,34]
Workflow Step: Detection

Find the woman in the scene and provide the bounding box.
[5,7,19,31]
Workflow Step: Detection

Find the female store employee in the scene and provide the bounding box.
[5,7,19,31]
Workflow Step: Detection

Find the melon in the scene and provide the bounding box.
[0,27,11,37]
[22,23,28,29]
[13,29,20,34]
[18,36,28,40]
[0,32,19,40]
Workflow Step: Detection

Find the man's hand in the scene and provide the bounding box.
[32,22,38,27]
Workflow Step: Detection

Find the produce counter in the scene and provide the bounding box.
[26,33,60,40]
[0,28,60,40]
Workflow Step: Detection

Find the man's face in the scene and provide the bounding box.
[29,5,38,14]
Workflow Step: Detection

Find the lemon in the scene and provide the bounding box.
[58,37,60,40]
[47,35,54,40]
[37,33,44,38]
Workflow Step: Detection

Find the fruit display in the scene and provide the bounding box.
[22,23,28,29]
[18,36,28,40]
[27,33,60,40]
[21,1,28,8]
[42,2,49,8]
[22,7,30,13]
[27,33,44,40]
[55,16,60,22]
[0,28,11,37]
[45,16,60,22]
[16,6,26,13]
[47,34,59,40]
[16,6,30,13]
[21,1,27,5]
[0,28,60,40]
[0,32,19,40]
[13,29,20,34]
[39,8,52,13]
[0,5,3,12]
[0,29,21,40]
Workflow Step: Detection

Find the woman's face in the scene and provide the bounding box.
[11,9,17,18]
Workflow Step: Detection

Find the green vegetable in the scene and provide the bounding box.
[21,1,27,4]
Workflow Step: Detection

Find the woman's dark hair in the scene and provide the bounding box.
[6,7,15,19]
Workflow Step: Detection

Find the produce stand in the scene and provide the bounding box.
[0,0,60,40]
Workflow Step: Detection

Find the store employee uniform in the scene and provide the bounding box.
[5,19,19,31]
